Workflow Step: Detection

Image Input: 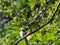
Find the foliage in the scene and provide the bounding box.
[0,0,60,45]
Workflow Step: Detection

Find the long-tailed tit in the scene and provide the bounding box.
[28,11,42,25]
[20,30,26,38]
[20,30,29,45]
[34,11,42,21]
[27,11,42,32]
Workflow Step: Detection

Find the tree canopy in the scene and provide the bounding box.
[0,0,60,45]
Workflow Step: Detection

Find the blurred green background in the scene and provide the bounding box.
[0,0,60,45]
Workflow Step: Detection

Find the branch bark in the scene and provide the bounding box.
[14,2,60,45]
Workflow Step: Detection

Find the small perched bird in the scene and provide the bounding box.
[34,11,42,21]
[20,30,26,38]
[27,11,42,32]
[20,29,29,45]
[28,11,42,25]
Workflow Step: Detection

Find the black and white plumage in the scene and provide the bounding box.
[27,11,42,32]
[26,11,42,33]
[20,30,29,45]
[34,11,42,21]
[20,30,26,38]
[28,11,42,26]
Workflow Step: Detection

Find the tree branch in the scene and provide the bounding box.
[14,3,60,45]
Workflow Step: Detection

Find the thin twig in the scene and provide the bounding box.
[25,37,29,45]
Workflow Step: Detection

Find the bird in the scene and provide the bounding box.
[20,30,26,38]
[27,11,42,32]
[34,11,42,21]
[28,11,42,26]
[20,29,29,45]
